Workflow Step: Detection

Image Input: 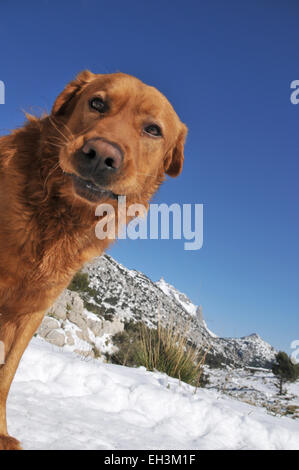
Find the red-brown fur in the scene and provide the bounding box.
[0,71,187,449]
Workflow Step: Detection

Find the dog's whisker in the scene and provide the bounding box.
[42,161,61,194]
[42,140,64,149]
[59,121,75,140]
[135,171,158,178]
[48,117,70,143]
[45,135,66,144]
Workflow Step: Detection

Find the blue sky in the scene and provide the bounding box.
[0,0,298,353]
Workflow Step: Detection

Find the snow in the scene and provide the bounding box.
[7,338,299,450]
[156,278,198,317]
[156,278,218,338]
[206,366,299,415]
[202,319,218,338]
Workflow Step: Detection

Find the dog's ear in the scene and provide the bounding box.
[164,124,187,177]
[52,70,96,116]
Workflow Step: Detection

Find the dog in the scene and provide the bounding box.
[0,70,187,450]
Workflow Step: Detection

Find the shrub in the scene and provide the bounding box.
[111,320,209,387]
[83,300,113,321]
[205,351,229,369]
[68,271,98,297]
[272,351,299,395]
[110,321,143,367]
[68,271,115,322]
[68,271,90,292]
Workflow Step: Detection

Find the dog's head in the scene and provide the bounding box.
[50,70,187,205]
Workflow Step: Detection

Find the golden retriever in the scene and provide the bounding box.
[0,70,187,450]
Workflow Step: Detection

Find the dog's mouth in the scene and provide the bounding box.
[67,173,120,203]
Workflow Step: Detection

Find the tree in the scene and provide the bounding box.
[272,351,299,395]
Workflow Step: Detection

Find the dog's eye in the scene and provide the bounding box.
[144,124,162,137]
[89,97,108,113]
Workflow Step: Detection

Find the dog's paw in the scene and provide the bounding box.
[0,434,22,450]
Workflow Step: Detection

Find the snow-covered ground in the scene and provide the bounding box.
[206,366,299,419]
[7,338,299,450]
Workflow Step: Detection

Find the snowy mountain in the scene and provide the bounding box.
[155,276,276,368]
[38,254,277,369]
[84,254,276,367]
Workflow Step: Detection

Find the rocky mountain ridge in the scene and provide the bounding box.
[37,254,277,368]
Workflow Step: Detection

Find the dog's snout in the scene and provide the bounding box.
[82,138,123,171]
[73,138,124,185]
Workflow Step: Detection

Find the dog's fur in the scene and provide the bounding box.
[0,71,187,450]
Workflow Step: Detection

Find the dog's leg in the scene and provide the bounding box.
[0,311,44,450]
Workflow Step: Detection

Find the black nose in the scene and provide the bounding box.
[74,138,123,182]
